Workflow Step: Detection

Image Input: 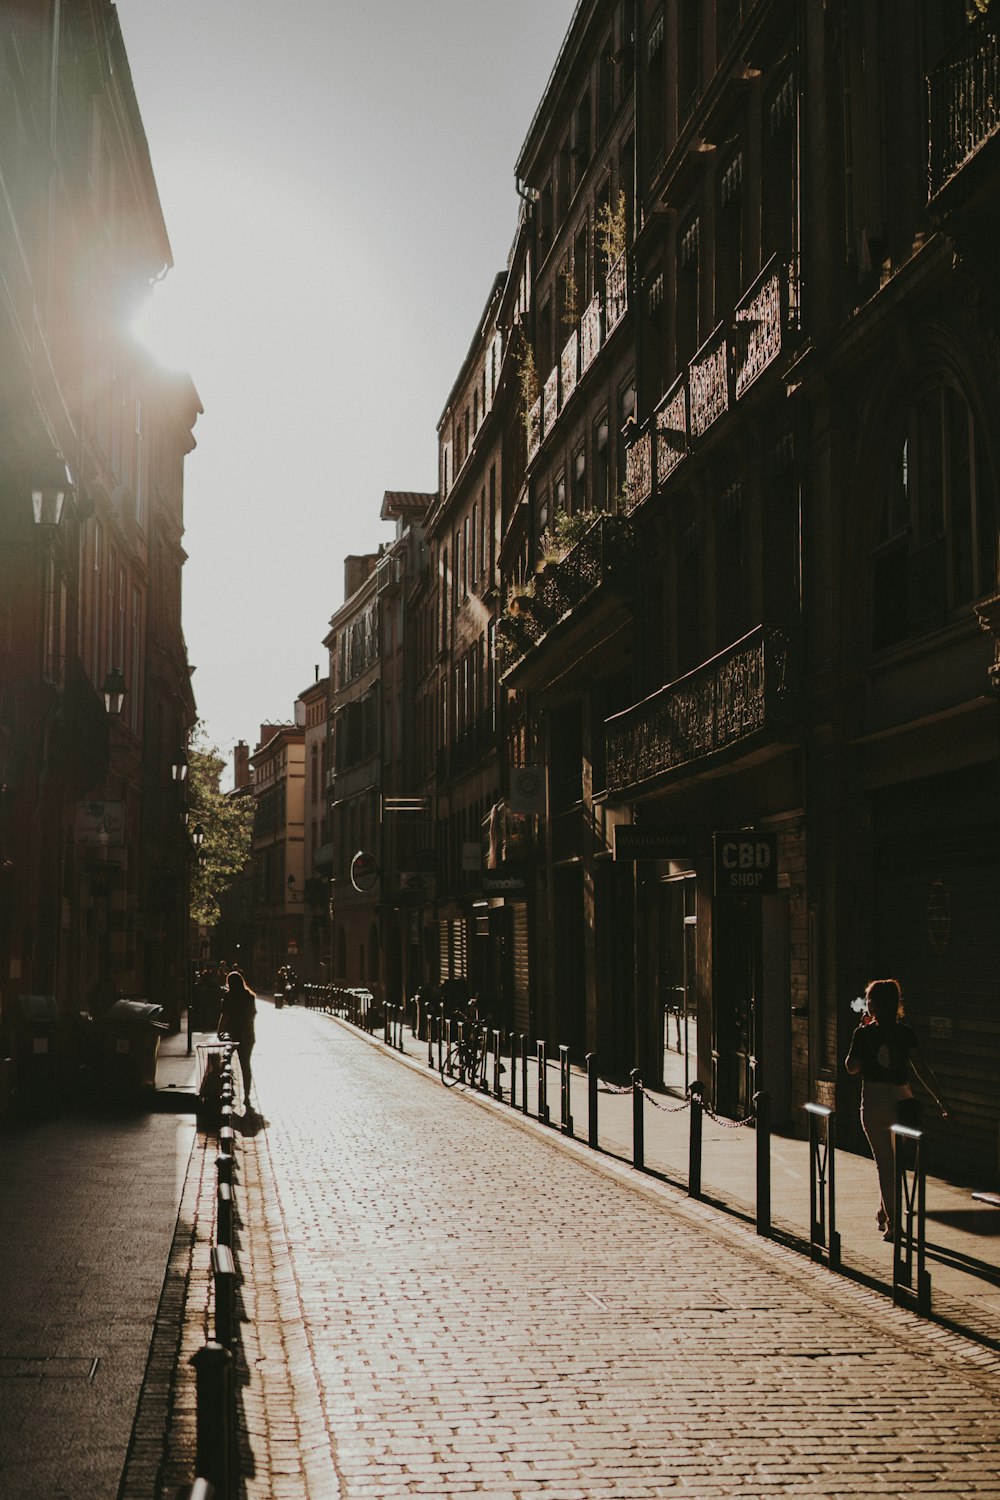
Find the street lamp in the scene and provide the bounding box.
[30,452,74,529]
[171,749,189,783]
[102,667,127,717]
[191,821,205,850]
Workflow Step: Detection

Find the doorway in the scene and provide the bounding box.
[659,875,698,1096]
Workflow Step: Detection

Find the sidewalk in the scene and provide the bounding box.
[0,1024,201,1500]
[365,1010,1000,1346]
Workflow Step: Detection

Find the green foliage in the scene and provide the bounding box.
[187,730,254,928]
[539,507,593,563]
[596,190,628,272]
[517,330,539,414]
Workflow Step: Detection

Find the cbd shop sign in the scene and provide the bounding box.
[713,831,778,895]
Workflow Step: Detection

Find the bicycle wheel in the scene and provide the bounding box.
[440,1042,464,1087]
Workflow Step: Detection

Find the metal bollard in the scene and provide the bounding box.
[212,1244,237,1350]
[215,1151,233,1187]
[192,1341,233,1500]
[427,1013,435,1069]
[805,1102,841,1271]
[754,1090,772,1238]
[631,1070,644,1170]
[559,1046,574,1137]
[176,1480,214,1500]
[508,1030,517,1110]
[219,1125,235,1158]
[492,1030,502,1099]
[536,1040,549,1124]
[456,1020,466,1083]
[587,1053,598,1149]
[688,1081,704,1198]
[217,1181,233,1249]
[891,1124,931,1316]
[520,1035,529,1114]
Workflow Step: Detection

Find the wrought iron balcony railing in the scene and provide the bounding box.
[543,364,559,439]
[605,624,800,795]
[605,251,628,337]
[496,513,635,678]
[580,294,601,374]
[655,375,688,487]
[689,321,731,439]
[733,254,798,400]
[561,328,579,405]
[624,422,653,514]
[527,396,541,462]
[928,9,1000,198]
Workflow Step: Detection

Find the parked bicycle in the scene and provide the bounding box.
[440,1010,488,1089]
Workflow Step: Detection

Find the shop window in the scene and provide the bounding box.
[872,382,997,651]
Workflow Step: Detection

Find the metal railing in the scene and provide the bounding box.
[927,8,1000,197]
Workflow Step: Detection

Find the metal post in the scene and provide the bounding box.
[192,1341,233,1500]
[891,1124,931,1316]
[805,1102,841,1271]
[688,1081,703,1198]
[427,1013,434,1069]
[520,1034,528,1114]
[754,1090,771,1238]
[215,1151,233,1187]
[212,1244,237,1350]
[217,1181,233,1249]
[456,1020,466,1083]
[492,1029,502,1099]
[537,1040,549,1124]
[559,1045,573,1136]
[509,1030,517,1109]
[587,1052,598,1149]
[631,1069,644,1170]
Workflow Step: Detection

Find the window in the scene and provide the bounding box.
[676,216,700,369]
[646,10,666,177]
[716,152,743,321]
[594,416,610,510]
[677,0,700,125]
[872,382,997,650]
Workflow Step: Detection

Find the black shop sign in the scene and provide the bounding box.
[713,832,778,894]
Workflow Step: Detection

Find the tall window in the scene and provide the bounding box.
[872,382,997,650]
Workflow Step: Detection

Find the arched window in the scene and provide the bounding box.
[872,381,996,651]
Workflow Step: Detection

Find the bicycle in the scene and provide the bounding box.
[440,1010,489,1089]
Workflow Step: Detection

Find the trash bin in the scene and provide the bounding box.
[102,999,167,1105]
[13,995,61,1115]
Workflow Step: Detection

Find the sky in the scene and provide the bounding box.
[116,0,579,779]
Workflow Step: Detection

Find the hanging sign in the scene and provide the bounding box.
[713,831,778,894]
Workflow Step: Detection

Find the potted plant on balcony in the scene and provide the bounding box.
[538,506,593,571]
[505,575,537,618]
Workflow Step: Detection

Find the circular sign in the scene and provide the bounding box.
[350,849,379,893]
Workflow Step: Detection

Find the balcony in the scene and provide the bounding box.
[734,255,799,399]
[654,375,688,488]
[624,422,653,514]
[688,322,731,439]
[928,9,1000,200]
[527,396,541,462]
[580,295,601,374]
[543,364,559,439]
[497,513,635,687]
[604,624,801,796]
[605,252,628,337]
[561,329,579,405]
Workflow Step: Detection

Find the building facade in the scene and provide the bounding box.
[0,2,199,1070]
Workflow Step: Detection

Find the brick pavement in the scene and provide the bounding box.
[151,1002,1000,1499]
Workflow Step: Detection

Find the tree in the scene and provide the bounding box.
[187,732,254,928]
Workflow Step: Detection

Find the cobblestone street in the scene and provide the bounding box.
[172,1002,1000,1499]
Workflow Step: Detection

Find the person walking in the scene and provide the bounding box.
[218,970,257,1114]
[845,977,949,1240]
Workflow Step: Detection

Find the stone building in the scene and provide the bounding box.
[0,1,199,1065]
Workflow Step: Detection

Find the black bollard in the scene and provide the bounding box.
[217,1181,233,1249]
[192,1341,233,1499]
[537,1040,549,1125]
[212,1244,237,1350]
[493,1030,502,1100]
[520,1034,529,1114]
[219,1125,235,1158]
[216,1150,233,1187]
[427,1013,435,1069]
[631,1070,644,1170]
[587,1053,598,1149]
[559,1046,574,1137]
[754,1090,771,1237]
[688,1082,704,1198]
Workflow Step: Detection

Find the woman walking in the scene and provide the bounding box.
[845,978,949,1239]
[218,970,257,1115]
